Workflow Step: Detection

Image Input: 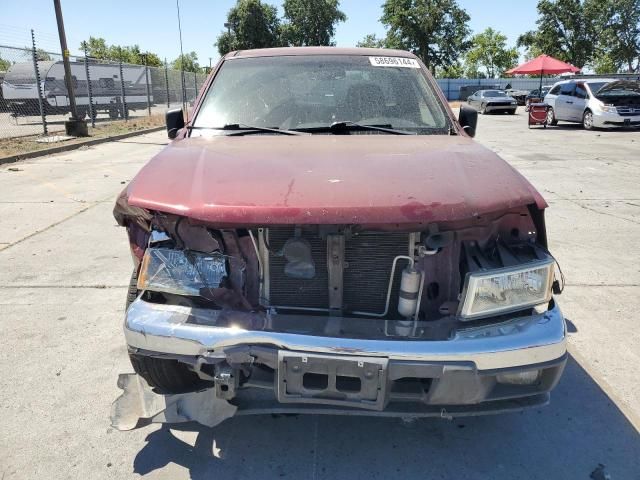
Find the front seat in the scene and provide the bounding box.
[338,83,387,122]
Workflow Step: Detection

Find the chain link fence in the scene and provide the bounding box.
[5,37,634,139]
[435,77,564,101]
[0,42,207,140]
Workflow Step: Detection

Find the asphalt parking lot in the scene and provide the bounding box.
[1,109,639,479]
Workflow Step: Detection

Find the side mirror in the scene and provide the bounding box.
[166,108,185,139]
[458,106,478,138]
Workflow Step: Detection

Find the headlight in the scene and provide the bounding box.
[137,247,227,296]
[597,103,617,113]
[459,259,554,321]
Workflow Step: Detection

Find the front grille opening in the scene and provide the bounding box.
[267,227,410,316]
[391,377,432,394]
[426,282,439,300]
[303,373,329,390]
[335,375,362,393]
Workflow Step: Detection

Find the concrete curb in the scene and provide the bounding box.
[0,126,165,166]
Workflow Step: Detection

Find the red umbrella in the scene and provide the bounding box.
[506,54,581,92]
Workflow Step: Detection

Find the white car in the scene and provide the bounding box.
[544,79,640,130]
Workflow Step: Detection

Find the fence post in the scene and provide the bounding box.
[181,65,186,112]
[193,71,197,102]
[144,55,151,116]
[30,29,47,136]
[118,59,128,120]
[83,44,95,128]
[164,58,170,108]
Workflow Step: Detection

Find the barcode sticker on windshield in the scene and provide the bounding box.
[369,57,420,68]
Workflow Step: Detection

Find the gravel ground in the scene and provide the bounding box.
[1,113,639,479]
[0,103,179,140]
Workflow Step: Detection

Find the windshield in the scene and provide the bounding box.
[193,55,450,135]
[596,81,640,97]
[483,90,505,97]
[587,82,608,94]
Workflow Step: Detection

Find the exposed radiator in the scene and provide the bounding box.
[267,227,410,316]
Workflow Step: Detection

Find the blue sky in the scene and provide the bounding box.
[1,0,539,65]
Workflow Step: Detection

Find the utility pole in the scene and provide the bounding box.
[142,53,151,116]
[53,0,88,136]
[176,0,186,113]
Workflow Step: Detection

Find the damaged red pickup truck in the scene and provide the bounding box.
[111,48,566,429]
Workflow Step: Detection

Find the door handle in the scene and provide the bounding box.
[566,101,574,104]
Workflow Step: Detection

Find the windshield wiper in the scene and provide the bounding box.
[294,121,416,135]
[188,124,308,136]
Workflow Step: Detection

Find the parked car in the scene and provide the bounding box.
[459,84,500,101]
[525,86,553,106]
[112,47,566,429]
[504,87,530,105]
[467,90,518,114]
[544,79,640,130]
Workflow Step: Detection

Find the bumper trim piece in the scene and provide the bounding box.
[110,373,237,431]
[111,371,551,431]
[234,391,550,419]
[124,299,566,371]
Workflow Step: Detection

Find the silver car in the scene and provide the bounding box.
[544,79,640,130]
[467,90,517,114]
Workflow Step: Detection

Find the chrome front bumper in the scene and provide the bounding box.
[124,299,567,371]
[594,112,640,128]
[485,104,517,112]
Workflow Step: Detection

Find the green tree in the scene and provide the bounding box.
[592,51,618,74]
[357,32,404,49]
[141,52,163,67]
[436,62,465,78]
[81,37,109,59]
[172,52,200,73]
[520,39,544,61]
[356,34,387,48]
[517,0,596,68]
[463,64,487,78]
[216,32,235,56]
[35,49,53,61]
[80,37,162,66]
[587,0,640,72]
[216,0,281,56]
[465,28,518,78]
[281,0,346,46]
[20,48,52,61]
[379,0,471,72]
[0,55,11,71]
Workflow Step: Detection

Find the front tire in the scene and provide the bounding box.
[128,353,206,394]
[583,110,595,130]
[125,269,205,394]
[481,103,488,114]
[547,107,558,126]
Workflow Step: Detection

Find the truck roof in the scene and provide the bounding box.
[227,46,417,60]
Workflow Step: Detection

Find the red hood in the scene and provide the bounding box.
[124,135,545,225]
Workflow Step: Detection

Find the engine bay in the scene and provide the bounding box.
[122,202,558,340]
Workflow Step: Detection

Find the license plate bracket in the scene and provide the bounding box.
[277,351,388,410]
